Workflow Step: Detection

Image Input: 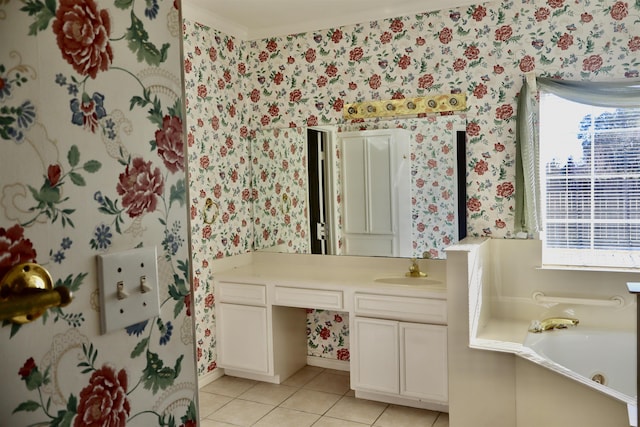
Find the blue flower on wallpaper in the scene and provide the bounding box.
[126,319,149,336]
[90,223,112,250]
[1,101,36,142]
[61,237,72,250]
[145,0,159,19]
[158,320,173,345]
[70,92,106,133]
[52,250,65,263]
[163,221,184,257]
[104,118,116,140]
[55,73,79,96]
[16,101,36,129]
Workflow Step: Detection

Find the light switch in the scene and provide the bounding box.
[97,247,160,335]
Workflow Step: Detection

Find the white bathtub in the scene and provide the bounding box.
[523,328,636,400]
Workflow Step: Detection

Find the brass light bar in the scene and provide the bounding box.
[343,94,466,120]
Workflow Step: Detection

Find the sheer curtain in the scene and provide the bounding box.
[514,75,640,235]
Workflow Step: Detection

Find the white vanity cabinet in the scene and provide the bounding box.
[216,281,270,374]
[351,292,448,410]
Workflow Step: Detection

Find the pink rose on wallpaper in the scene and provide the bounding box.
[258,51,268,62]
[472,5,487,21]
[495,219,506,229]
[557,33,574,50]
[261,115,271,126]
[534,7,550,21]
[74,365,130,427]
[610,1,628,20]
[495,104,514,120]
[337,348,350,361]
[305,48,316,63]
[47,164,62,186]
[438,27,453,44]
[473,83,487,98]
[211,116,219,130]
[319,327,331,339]
[197,84,207,98]
[629,36,640,51]
[496,182,515,198]
[418,74,434,89]
[317,75,328,87]
[349,47,364,61]
[268,104,279,117]
[467,197,482,212]
[416,37,426,46]
[155,115,184,174]
[199,156,209,169]
[380,31,392,44]
[368,74,381,89]
[582,55,603,72]
[390,18,404,32]
[464,45,480,60]
[208,46,217,61]
[493,64,504,74]
[0,224,36,278]
[495,142,505,152]
[307,115,318,126]
[238,62,246,75]
[466,122,481,136]
[204,293,214,309]
[333,98,344,112]
[226,38,234,52]
[52,0,113,79]
[398,55,411,69]
[417,223,426,232]
[494,25,513,42]
[116,157,164,218]
[519,55,536,72]
[289,89,302,102]
[474,159,488,175]
[325,64,338,78]
[331,29,343,43]
[547,0,564,9]
[452,58,466,71]
[220,145,228,157]
[266,39,277,52]
[216,78,225,90]
[184,58,192,73]
[202,225,212,239]
[581,13,593,22]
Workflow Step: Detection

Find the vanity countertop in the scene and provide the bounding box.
[212,252,447,300]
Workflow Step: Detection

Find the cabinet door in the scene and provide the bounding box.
[400,323,448,403]
[217,303,269,374]
[352,317,399,394]
[366,134,393,234]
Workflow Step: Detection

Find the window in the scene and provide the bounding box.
[539,92,640,269]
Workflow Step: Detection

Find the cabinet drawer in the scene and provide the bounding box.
[217,282,266,306]
[274,286,343,310]
[354,293,447,324]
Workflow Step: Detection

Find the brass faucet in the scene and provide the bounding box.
[405,258,427,278]
[528,317,579,333]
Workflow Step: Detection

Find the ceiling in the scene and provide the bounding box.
[181,0,482,41]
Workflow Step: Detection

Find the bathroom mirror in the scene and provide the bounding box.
[251,115,467,259]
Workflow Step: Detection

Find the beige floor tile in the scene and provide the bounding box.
[373,404,439,427]
[325,396,387,425]
[311,416,370,427]
[433,412,449,427]
[198,391,233,419]
[344,389,355,397]
[281,388,342,415]
[199,419,237,427]
[323,368,351,377]
[253,407,320,427]
[304,371,351,395]
[208,399,274,426]
[282,365,324,387]
[201,375,257,398]
[240,381,299,405]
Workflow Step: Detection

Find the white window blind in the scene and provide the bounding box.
[539,92,640,269]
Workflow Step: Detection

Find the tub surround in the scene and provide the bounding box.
[211,252,449,411]
[447,238,633,427]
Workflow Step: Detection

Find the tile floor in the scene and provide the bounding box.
[199,366,449,427]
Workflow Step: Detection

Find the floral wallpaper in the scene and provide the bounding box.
[184,0,640,372]
[1,0,196,425]
[253,126,310,253]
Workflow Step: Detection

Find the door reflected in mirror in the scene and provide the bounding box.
[251,116,467,259]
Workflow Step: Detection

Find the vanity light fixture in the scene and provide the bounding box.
[343,94,466,120]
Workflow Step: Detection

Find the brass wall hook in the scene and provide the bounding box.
[0,263,72,324]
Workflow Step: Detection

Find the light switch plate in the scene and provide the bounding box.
[97,247,160,335]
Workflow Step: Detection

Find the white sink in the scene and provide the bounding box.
[375,277,443,286]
